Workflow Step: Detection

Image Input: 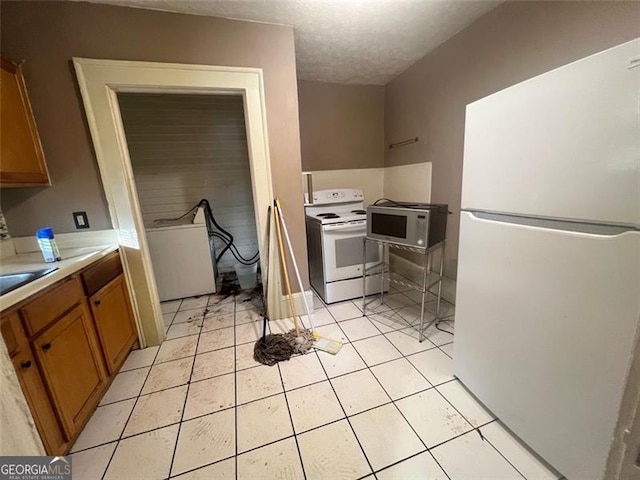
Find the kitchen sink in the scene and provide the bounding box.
[0,268,59,296]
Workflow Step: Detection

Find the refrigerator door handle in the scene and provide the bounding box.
[466,210,640,236]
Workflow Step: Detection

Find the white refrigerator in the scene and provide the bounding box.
[455,38,640,479]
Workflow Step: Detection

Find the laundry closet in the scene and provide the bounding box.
[117,93,260,300]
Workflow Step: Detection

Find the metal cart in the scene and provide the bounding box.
[362,237,445,342]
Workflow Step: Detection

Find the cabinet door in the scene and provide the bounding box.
[12,349,69,455]
[0,58,50,187]
[90,275,137,375]
[1,310,26,356]
[34,302,107,437]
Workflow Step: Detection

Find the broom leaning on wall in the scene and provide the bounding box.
[253,199,341,366]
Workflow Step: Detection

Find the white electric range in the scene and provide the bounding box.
[304,188,386,304]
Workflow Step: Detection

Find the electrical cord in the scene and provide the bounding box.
[152,205,199,223]
[373,197,404,207]
[435,321,454,335]
[372,198,452,214]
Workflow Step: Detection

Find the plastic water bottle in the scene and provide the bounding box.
[36,228,61,262]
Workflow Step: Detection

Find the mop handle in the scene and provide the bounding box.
[275,200,315,332]
[261,315,267,346]
[273,200,301,336]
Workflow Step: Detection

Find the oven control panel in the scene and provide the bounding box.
[307,189,364,205]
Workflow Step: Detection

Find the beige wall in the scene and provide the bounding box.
[0,1,308,286]
[385,0,640,279]
[298,81,384,171]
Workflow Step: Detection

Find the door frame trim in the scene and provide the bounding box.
[73,58,279,345]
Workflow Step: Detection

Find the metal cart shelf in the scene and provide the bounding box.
[362,238,445,342]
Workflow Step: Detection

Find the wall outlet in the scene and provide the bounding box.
[73,211,90,229]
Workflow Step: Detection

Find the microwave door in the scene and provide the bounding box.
[370,212,408,240]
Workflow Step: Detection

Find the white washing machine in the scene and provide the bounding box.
[146,208,217,301]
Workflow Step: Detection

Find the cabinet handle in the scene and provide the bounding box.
[21,360,32,369]
[42,343,52,351]
[94,300,101,306]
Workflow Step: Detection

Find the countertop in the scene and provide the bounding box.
[0,244,119,311]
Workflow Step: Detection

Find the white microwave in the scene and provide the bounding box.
[366,203,448,248]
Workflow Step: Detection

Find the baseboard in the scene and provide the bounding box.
[275,290,315,320]
[389,252,456,304]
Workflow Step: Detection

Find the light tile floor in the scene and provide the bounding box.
[70,288,560,480]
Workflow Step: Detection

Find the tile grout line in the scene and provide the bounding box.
[335,318,439,475]
[424,420,497,453]
[96,327,456,418]
[425,452,453,480]
[324,295,463,479]
[71,376,464,457]
[167,453,236,480]
[82,296,263,476]
[97,333,164,480]
[371,449,447,480]
[233,296,239,480]
[478,426,531,480]
[313,347,377,478]
[168,302,451,351]
[352,311,438,390]
[77,296,228,476]
[322,295,485,473]
[365,307,480,478]
[276,361,308,480]
[106,294,473,480]
[81,407,479,477]
[370,314,454,391]
[166,296,208,479]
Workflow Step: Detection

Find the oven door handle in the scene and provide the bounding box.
[323,224,366,232]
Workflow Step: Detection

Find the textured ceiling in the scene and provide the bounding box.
[84,0,502,85]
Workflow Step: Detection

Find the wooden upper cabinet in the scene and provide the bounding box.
[0,57,50,187]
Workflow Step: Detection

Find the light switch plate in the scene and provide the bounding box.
[73,211,90,229]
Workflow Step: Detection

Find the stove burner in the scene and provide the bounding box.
[351,210,366,215]
[317,213,338,218]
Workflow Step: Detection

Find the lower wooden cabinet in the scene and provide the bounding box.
[0,250,138,455]
[12,349,69,454]
[90,275,137,375]
[33,301,107,437]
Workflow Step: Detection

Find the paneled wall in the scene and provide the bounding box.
[118,93,258,272]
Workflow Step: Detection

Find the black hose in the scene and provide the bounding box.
[152,198,259,266]
[195,199,259,265]
[197,198,234,262]
[211,232,259,266]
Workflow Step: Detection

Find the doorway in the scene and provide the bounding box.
[118,92,261,306]
[73,59,280,347]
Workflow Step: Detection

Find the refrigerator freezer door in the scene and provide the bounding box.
[461,38,640,226]
[454,211,640,479]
